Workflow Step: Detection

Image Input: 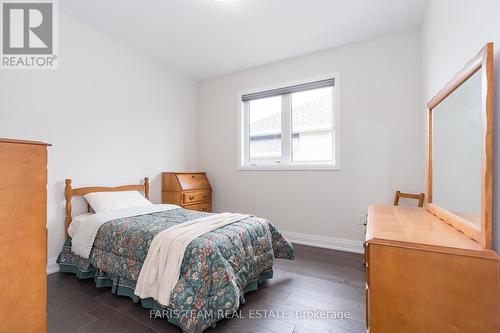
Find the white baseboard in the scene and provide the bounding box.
[282,231,364,254]
[47,257,60,275]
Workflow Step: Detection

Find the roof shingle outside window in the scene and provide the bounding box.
[250,95,332,137]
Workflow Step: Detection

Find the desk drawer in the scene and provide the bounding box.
[183,191,211,204]
[184,202,211,213]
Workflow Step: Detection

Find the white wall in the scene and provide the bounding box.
[198,30,424,249]
[422,0,500,252]
[0,14,199,266]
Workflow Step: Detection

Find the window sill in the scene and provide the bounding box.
[238,164,341,171]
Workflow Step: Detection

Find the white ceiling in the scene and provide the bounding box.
[61,0,428,80]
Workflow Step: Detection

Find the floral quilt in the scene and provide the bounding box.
[58,208,294,332]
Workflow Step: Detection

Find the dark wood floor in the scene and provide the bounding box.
[48,244,366,333]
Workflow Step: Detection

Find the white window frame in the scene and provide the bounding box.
[238,73,341,171]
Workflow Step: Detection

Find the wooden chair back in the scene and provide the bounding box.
[394,191,425,208]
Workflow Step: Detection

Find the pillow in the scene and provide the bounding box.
[83,191,152,213]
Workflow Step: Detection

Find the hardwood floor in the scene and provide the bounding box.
[48,244,365,333]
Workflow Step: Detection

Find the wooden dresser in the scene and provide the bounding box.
[0,139,50,332]
[162,172,212,212]
[365,205,499,333]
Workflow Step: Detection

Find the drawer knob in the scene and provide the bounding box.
[192,175,195,179]
[189,196,195,200]
[203,195,207,199]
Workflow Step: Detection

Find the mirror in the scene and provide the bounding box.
[426,43,494,249]
[432,69,482,228]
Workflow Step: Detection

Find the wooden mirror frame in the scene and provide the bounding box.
[426,42,494,249]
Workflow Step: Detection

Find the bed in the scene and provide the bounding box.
[57,177,294,333]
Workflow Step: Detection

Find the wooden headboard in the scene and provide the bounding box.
[64,177,149,239]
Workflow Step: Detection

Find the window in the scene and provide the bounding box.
[239,75,340,170]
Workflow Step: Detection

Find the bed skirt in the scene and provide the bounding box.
[57,258,274,329]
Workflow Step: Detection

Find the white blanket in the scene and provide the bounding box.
[69,204,180,258]
[134,212,250,306]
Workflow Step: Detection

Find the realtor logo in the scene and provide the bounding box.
[1,0,58,69]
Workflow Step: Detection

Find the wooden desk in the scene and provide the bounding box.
[161,172,212,212]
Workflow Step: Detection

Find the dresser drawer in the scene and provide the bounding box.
[365,283,370,331]
[177,173,210,190]
[183,191,211,204]
[184,202,211,213]
[363,241,370,285]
